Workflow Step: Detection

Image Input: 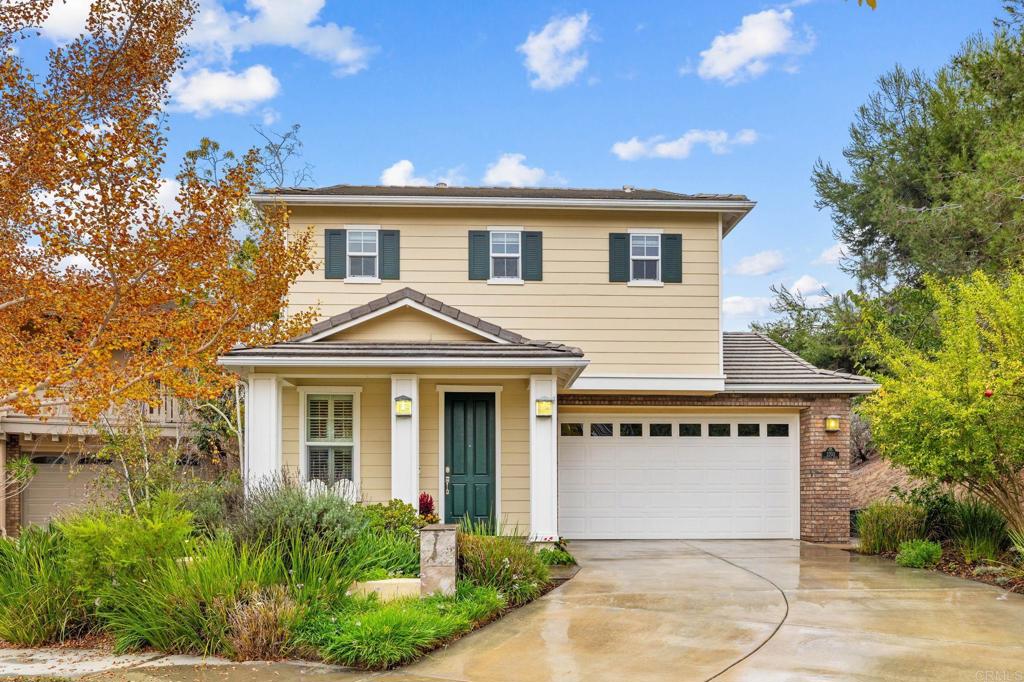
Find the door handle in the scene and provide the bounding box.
[445,475,450,495]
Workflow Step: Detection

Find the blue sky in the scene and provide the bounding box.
[39,0,1006,329]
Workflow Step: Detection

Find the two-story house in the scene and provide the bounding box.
[220,185,876,543]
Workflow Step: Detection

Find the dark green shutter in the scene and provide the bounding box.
[522,231,543,281]
[609,233,629,282]
[325,229,346,279]
[661,233,682,283]
[380,230,400,280]
[468,231,490,280]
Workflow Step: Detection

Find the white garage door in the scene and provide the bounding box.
[558,414,799,539]
[22,455,106,527]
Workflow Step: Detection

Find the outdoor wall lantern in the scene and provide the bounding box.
[824,415,841,433]
[535,398,554,417]
[394,395,413,417]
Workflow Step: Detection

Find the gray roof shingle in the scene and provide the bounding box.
[259,184,750,202]
[723,332,877,392]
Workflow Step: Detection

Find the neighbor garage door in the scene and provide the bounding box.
[557,414,799,539]
[22,455,106,527]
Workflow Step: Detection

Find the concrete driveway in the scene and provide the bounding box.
[66,540,1024,682]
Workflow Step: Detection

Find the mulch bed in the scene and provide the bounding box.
[869,541,1024,592]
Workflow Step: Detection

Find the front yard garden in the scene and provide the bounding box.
[0,478,563,670]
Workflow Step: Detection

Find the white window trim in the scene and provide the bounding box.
[345,225,380,283]
[488,230,523,284]
[629,232,662,284]
[435,385,502,528]
[297,386,362,490]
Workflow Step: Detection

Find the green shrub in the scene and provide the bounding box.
[895,539,942,568]
[179,475,243,537]
[0,526,86,645]
[228,476,361,551]
[536,545,576,566]
[457,533,549,606]
[361,499,424,542]
[856,501,927,554]
[58,492,194,602]
[893,482,957,540]
[951,497,1007,563]
[296,583,505,670]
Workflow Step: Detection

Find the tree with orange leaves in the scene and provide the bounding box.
[0,0,315,422]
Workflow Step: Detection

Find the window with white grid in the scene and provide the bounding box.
[347,230,378,278]
[306,394,355,484]
[630,233,660,282]
[490,231,521,280]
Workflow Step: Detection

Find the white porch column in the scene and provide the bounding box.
[529,375,559,542]
[245,374,281,489]
[390,374,419,505]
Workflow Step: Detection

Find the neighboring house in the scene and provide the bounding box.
[1,394,183,534]
[214,184,877,543]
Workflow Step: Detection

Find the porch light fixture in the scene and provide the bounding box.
[394,395,413,417]
[535,398,554,417]
[824,415,841,433]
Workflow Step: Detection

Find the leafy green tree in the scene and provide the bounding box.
[859,270,1024,539]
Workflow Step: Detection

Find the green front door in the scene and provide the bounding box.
[444,392,496,525]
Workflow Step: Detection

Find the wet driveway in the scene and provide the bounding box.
[78,540,1024,681]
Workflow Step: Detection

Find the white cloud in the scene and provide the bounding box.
[482,153,548,187]
[41,0,91,42]
[188,0,373,76]
[379,160,466,187]
[696,8,814,84]
[611,129,757,160]
[157,178,181,214]
[722,295,772,318]
[730,250,786,276]
[790,274,826,296]
[814,243,847,265]
[169,66,280,117]
[517,12,592,90]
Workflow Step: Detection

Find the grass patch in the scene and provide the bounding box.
[296,583,505,670]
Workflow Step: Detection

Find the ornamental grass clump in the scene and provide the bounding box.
[0,526,86,646]
[951,497,1008,563]
[457,532,550,606]
[856,501,927,554]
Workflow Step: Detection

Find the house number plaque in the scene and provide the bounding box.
[821,447,840,460]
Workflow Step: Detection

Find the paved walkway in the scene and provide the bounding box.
[5,540,1024,681]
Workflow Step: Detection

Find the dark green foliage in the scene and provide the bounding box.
[361,499,423,542]
[951,497,1008,563]
[895,539,943,568]
[229,476,361,551]
[537,547,576,566]
[0,526,86,646]
[892,483,957,541]
[856,501,927,554]
[458,533,550,605]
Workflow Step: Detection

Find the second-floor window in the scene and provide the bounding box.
[630,233,660,282]
[490,231,521,280]
[347,230,378,278]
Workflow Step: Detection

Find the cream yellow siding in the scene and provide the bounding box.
[323,307,486,343]
[286,206,721,376]
[280,374,530,528]
[280,378,392,503]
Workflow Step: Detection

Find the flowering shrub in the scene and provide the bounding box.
[457,533,549,605]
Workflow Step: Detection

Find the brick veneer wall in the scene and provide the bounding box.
[557,392,853,543]
[4,435,21,536]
